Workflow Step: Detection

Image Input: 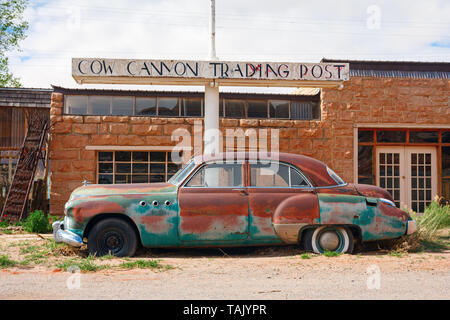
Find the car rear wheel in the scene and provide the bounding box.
[87,218,138,257]
[305,226,354,254]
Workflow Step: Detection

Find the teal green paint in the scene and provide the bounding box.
[131,192,180,247]
[68,228,83,238]
[318,194,405,241]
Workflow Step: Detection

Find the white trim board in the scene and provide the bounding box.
[85,145,193,151]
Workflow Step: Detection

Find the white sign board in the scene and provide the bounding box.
[72,58,349,87]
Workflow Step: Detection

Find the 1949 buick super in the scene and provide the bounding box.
[53,152,417,257]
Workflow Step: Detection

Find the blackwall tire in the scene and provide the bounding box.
[310,226,354,254]
[302,228,315,252]
[87,218,138,257]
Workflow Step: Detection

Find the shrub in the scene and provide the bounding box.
[415,198,450,240]
[23,210,54,234]
[392,197,450,252]
[0,220,8,228]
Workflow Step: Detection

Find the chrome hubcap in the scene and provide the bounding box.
[319,230,340,251]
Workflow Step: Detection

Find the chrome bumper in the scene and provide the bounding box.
[406,220,418,235]
[52,220,84,247]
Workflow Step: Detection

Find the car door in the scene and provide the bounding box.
[247,161,316,240]
[178,160,249,243]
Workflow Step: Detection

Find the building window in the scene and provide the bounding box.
[112,97,133,116]
[158,98,179,116]
[64,94,319,120]
[224,99,245,118]
[443,146,450,200]
[376,130,407,143]
[136,97,156,116]
[65,96,88,115]
[97,151,181,184]
[269,100,290,119]
[247,100,267,118]
[181,98,202,117]
[409,131,438,143]
[358,146,373,185]
[290,101,316,120]
[90,96,110,115]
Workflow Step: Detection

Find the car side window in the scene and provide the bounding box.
[250,162,309,187]
[185,162,243,187]
[290,167,309,187]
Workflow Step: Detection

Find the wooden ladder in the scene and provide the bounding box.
[1,110,49,222]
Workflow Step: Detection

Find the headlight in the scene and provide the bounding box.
[379,198,396,208]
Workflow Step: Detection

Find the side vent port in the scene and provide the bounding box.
[366,197,378,206]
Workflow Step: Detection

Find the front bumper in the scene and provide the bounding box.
[406,220,418,235]
[52,220,84,247]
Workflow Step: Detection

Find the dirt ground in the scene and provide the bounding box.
[0,231,449,300]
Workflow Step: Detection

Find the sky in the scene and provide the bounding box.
[5,0,450,92]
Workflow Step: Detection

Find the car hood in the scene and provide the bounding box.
[68,182,178,201]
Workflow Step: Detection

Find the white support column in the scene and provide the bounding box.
[204,82,220,156]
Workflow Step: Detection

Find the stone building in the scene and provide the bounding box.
[46,60,450,216]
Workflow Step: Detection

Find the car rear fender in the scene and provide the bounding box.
[271,192,320,244]
[317,194,407,241]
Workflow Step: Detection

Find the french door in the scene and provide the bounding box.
[376,147,437,213]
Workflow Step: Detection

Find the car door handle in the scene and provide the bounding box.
[232,188,248,196]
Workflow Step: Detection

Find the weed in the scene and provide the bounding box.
[98,253,116,260]
[392,198,450,253]
[388,250,404,258]
[19,245,41,255]
[23,210,53,234]
[0,254,18,268]
[56,259,104,272]
[1,229,12,234]
[0,220,9,228]
[300,253,312,259]
[323,250,342,257]
[117,259,173,270]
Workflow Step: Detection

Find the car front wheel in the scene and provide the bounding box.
[88,218,138,257]
[304,226,354,254]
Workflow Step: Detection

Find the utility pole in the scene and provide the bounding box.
[209,0,218,61]
[204,0,220,156]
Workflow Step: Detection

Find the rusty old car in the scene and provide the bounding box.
[52,152,417,256]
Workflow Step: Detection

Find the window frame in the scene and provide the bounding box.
[96,150,181,184]
[181,160,246,188]
[248,161,313,189]
[64,94,319,120]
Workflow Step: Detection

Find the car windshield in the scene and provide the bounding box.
[326,167,346,185]
[168,160,196,186]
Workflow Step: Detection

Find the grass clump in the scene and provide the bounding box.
[391,197,450,253]
[56,258,104,272]
[300,253,312,259]
[0,254,18,269]
[323,250,342,257]
[388,250,404,258]
[117,259,173,270]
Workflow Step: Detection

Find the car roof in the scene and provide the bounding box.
[192,152,338,187]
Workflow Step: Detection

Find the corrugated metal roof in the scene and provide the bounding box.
[349,69,450,79]
[322,58,450,79]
